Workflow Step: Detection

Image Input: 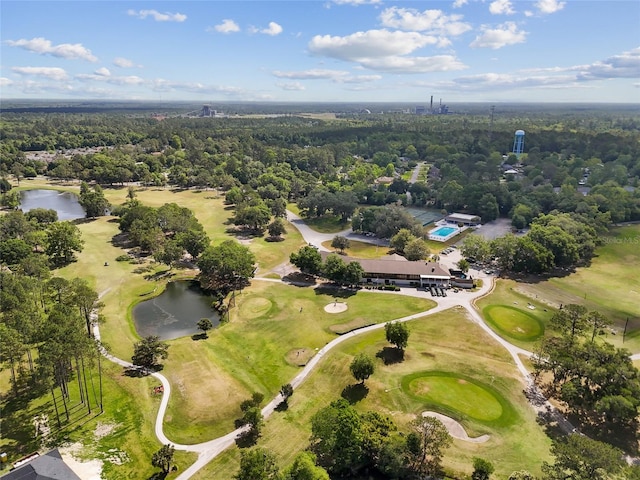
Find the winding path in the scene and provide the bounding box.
[91,214,625,479]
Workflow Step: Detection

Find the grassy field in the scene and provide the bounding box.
[320,239,392,259]
[476,279,555,350]
[0,359,196,478]
[192,307,552,479]
[514,225,640,353]
[160,280,436,443]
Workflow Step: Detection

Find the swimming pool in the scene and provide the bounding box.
[428,225,461,242]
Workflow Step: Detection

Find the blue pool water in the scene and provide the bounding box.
[431,226,457,236]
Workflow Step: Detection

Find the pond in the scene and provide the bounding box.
[19,189,86,221]
[132,281,221,340]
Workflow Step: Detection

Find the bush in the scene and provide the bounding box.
[116,254,131,262]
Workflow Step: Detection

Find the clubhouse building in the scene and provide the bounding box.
[321,252,451,288]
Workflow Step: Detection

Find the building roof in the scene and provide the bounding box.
[446,213,480,221]
[2,449,81,480]
[320,252,450,279]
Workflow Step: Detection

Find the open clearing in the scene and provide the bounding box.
[477,279,555,350]
[192,307,552,480]
[515,225,640,353]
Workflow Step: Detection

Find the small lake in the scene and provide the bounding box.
[19,189,86,221]
[132,281,220,340]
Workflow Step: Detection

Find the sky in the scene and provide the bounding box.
[1,0,639,103]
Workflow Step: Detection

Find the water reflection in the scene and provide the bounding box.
[132,281,220,340]
[19,189,85,221]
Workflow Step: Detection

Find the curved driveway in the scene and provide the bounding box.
[92,214,599,479]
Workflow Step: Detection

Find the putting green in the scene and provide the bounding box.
[483,305,544,341]
[403,372,515,425]
[239,297,273,319]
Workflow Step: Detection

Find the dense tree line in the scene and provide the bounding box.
[460,210,607,274]
[0,208,84,269]
[533,304,640,437]
[2,108,638,233]
[0,271,103,427]
[115,195,210,267]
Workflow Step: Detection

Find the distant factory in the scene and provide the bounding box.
[415,96,450,115]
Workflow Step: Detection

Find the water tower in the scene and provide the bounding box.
[512,130,525,156]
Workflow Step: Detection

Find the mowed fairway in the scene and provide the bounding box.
[161,280,436,443]
[192,307,552,480]
[516,225,640,353]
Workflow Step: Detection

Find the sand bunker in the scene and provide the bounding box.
[324,302,348,313]
[422,411,490,443]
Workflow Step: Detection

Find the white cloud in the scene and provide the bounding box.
[432,48,640,95]
[272,69,382,83]
[277,82,305,91]
[574,47,640,80]
[127,9,187,22]
[213,19,240,33]
[489,0,515,15]
[0,77,14,87]
[309,29,439,60]
[76,72,144,85]
[357,55,467,73]
[379,7,472,36]
[272,69,350,80]
[113,57,141,68]
[470,22,527,49]
[95,67,111,77]
[535,0,566,14]
[6,37,97,62]
[250,22,283,36]
[452,0,468,7]
[339,74,382,83]
[308,29,468,74]
[12,66,68,80]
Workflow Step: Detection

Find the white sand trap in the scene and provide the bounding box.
[422,411,490,443]
[324,302,348,313]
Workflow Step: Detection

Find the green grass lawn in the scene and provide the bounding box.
[192,307,552,480]
[482,305,545,342]
[403,371,515,424]
[160,281,436,444]
[0,360,196,479]
[477,279,555,350]
[514,225,640,353]
[320,239,392,259]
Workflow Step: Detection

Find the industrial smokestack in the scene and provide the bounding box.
[430,96,433,110]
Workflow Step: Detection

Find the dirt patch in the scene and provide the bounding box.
[94,422,117,439]
[457,379,468,384]
[324,302,348,313]
[59,443,103,480]
[285,348,315,366]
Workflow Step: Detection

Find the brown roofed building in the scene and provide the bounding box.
[320,252,450,288]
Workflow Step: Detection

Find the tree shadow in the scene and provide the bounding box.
[235,428,259,448]
[123,367,147,377]
[274,400,289,412]
[314,285,358,299]
[376,347,405,365]
[191,333,208,341]
[265,236,285,242]
[146,472,168,480]
[110,232,134,248]
[341,383,369,404]
[282,272,316,286]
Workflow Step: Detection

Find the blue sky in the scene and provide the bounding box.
[1,0,639,103]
